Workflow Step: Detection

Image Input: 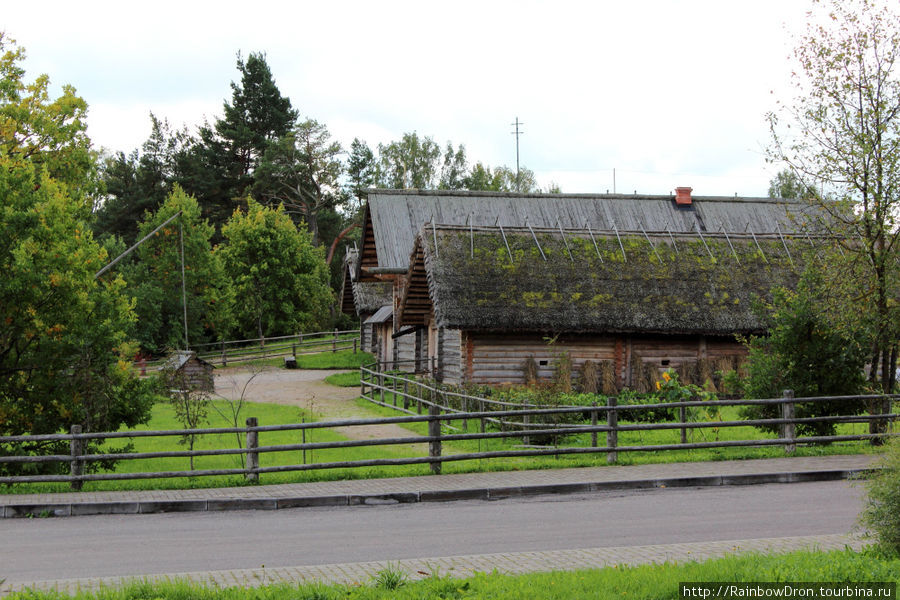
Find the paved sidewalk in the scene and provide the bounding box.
[2,533,868,596]
[0,454,877,518]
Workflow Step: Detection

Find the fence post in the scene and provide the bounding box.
[292,343,297,359]
[333,328,338,352]
[428,404,442,475]
[781,389,795,455]
[354,338,358,354]
[221,341,227,367]
[522,399,530,446]
[360,368,366,399]
[379,371,385,405]
[462,397,468,432]
[591,403,598,448]
[70,425,84,491]
[246,417,259,483]
[607,396,618,464]
[679,405,687,444]
[403,380,410,410]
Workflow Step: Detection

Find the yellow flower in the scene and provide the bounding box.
[662,371,671,382]
[655,380,661,391]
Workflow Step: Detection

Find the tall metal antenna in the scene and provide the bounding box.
[511,117,524,192]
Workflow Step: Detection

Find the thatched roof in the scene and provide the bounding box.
[399,224,813,335]
[359,189,816,280]
[340,248,393,316]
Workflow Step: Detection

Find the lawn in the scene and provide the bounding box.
[5,547,899,599]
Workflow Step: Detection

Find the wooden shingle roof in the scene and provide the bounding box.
[359,189,815,280]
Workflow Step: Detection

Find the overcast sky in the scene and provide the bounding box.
[4,0,820,197]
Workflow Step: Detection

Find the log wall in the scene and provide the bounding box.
[456,332,746,387]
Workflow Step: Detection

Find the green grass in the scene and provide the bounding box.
[324,371,362,387]
[293,350,373,370]
[6,548,899,599]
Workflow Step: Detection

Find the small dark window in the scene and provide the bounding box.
[539,360,549,366]
[661,360,670,366]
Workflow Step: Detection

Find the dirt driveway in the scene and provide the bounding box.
[213,366,423,445]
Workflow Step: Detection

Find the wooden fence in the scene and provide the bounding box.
[136,329,360,372]
[1,387,896,489]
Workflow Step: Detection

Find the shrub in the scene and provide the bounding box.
[740,273,867,438]
[861,438,900,553]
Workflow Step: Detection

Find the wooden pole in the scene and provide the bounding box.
[428,404,442,474]
[607,396,618,464]
[781,389,795,455]
[246,417,259,483]
[591,403,598,448]
[70,425,84,491]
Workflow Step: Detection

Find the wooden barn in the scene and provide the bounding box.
[346,188,818,387]
[164,351,215,393]
[397,224,807,387]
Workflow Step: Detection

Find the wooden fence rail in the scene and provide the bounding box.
[135,329,360,372]
[1,390,897,489]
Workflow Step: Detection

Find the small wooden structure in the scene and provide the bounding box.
[164,351,215,392]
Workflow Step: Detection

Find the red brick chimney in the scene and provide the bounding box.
[675,186,693,206]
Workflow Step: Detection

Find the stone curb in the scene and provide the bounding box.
[0,467,869,518]
[1,533,870,596]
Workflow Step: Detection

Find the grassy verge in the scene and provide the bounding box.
[294,350,373,370]
[324,371,361,387]
[6,548,898,599]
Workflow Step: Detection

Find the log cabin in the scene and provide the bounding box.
[346,188,818,388]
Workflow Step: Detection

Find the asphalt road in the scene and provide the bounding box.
[3,480,865,584]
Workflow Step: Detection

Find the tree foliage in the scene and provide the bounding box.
[740,269,868,437]
[122,187,233,354]
[375,132,443,189]
[178,52,297,232]
[253,118,344,245]
[0,35,154,473]
[94,114,189,243]
[219,199,332,339]
[767,0,900,392]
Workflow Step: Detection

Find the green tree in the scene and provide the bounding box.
[178,52,297,232]
[345,137,375,211]
[123,187,233,354]
[767,168,814,200]
[95,114,189,243]
[375,132,442,189]
[0,34,154,474]
[253,118,344,246]
[767,0,900,393]
[219,199,332,339]
[439,142,468,190]
[740,269,868,438]
[465,162,541,193]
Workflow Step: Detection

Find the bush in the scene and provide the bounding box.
[861,438,900,553]
[740,270,868,438]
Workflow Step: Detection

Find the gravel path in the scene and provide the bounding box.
[213,366,424,446]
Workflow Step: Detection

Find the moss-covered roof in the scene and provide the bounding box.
[400,225,811,335]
